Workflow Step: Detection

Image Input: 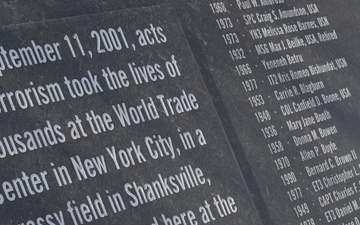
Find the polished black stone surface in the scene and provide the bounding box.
[0,5,262,225]
[0,0,164,25]
[169,1,360,225]
[2,1,360,225]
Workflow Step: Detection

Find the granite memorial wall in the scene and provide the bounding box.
[1,1,360,225]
